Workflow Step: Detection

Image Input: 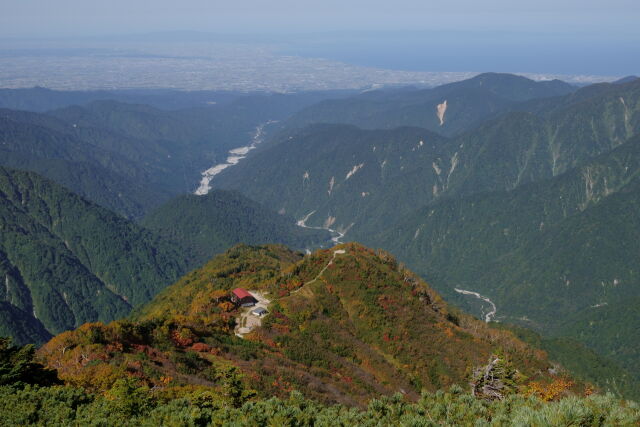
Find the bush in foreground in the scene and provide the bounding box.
[0,384,638,426]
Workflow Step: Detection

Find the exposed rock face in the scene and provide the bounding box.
[437,100,448,126]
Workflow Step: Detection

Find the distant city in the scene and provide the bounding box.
[0,39,618,91]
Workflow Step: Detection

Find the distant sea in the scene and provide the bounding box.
[276,31,640,76]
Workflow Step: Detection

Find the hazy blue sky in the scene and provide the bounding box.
[1,0,639,75]
[1,0,639,37]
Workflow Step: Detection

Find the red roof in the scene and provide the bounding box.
[232,288,254,299]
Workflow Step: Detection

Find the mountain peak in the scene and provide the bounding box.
[38,242,578,406]
[614,75,639,84]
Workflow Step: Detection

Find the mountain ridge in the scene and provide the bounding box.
[371,133,640,383]
[285,72,576,137]
[0,167,189,341]
[38,243,589,406]
[142,189,331,266]
[213,78,640,240]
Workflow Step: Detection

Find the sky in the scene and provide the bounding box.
[1,0,639,38]
[1,0,639,76]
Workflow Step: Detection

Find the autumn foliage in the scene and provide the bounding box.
[34,243,593,407]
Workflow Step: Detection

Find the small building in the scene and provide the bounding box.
[231,288,258,307]
[251,307,268,317]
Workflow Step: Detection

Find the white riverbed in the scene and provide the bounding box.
[296,210,350,246]
[454,288,497,322]
[194,121,274,195]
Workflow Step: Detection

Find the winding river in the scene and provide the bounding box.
[194,121,274,195]
[296,210,346,246]
[454,288,497,322]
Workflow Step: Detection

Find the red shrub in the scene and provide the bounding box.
[190,342,210,353]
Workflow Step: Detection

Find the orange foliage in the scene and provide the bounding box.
[527,377,574,401]
[63,363,123,391]
[36,330,77,367]
[271,375,293,393]
[105,342,124,353]
[584,385,595,397]
[219,301,236,312]
[209,289,229,302]
[190,342,211,353]
[171,328,196,347]
[259,337,278,348]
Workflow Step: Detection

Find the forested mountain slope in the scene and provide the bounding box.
[286,73,576,136]
[0,168,188,342]
[446,78,640,197]
[215,124,449,235]
[0,246,632,425]
[0,167,341,345]
[0,91,353,218]
[501,325,640,401]
[209,78,640,395]
[0,110,169,217]
[0,301,51,346]
[0,86,355,114]
[214,79,640,240]
[142,189,331,266]
[0,86,243,111]
[373,134,640,383]
[38,243,583,406]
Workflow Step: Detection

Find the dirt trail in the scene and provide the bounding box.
[292,248,346,294]
[235,249,348,338]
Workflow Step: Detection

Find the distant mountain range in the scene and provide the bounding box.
[0,90,352,218]
[215,76,639,237]
[285,73,577,136]
[0,86,244,112]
